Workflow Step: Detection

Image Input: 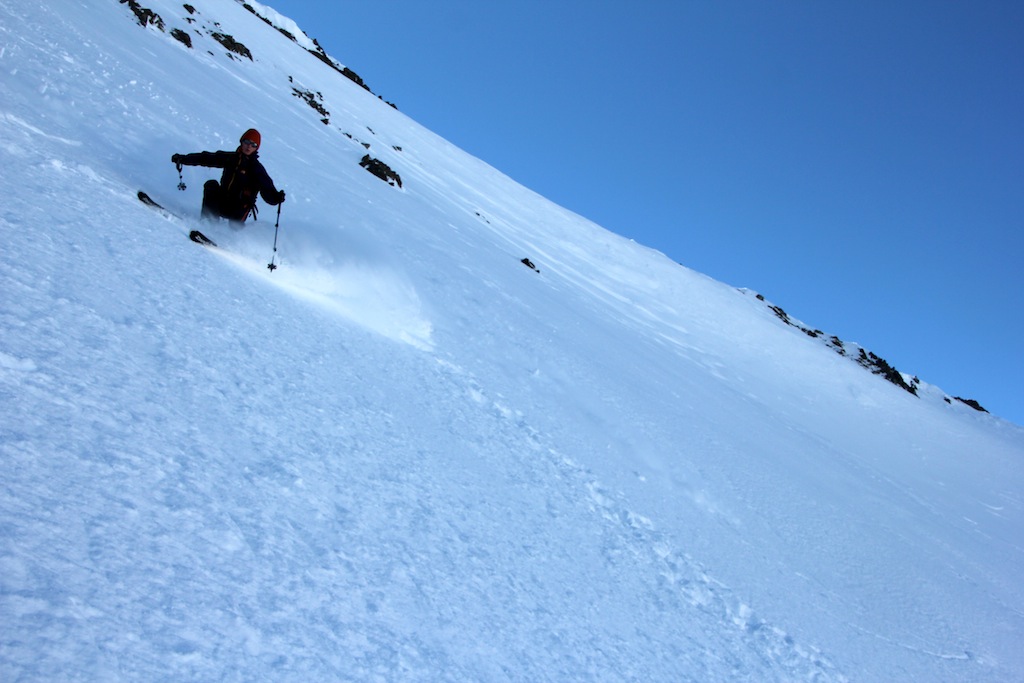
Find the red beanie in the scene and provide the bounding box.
[240,128,261,149]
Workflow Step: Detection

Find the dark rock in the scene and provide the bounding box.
[359,155,402,188]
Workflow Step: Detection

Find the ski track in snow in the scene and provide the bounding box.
[1,0,1022,681]
[206,226,434,351]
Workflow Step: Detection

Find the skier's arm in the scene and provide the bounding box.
[257,168,285,205]
[171,151,233,168]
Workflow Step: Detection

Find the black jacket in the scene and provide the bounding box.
[178,148,281,220]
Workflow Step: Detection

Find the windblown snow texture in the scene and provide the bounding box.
[1,0,1022,681]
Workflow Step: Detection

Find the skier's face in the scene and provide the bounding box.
[241,139,259,156]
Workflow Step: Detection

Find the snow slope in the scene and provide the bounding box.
[1,0,1022,680]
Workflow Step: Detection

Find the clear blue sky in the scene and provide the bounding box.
[265,0,1023,425]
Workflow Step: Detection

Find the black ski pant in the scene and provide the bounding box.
[202,180,248,222]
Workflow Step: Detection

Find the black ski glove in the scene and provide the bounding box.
[275,190,286,204]
[171,153,182,164]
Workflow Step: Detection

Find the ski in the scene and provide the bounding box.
[137,190,217,247]
[189,230,216,246]
[137,190,172,215]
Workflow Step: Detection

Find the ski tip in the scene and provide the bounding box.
[189,230,217,247]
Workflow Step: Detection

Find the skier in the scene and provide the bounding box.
[171,128,285,223]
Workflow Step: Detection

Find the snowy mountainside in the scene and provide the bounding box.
[1,0,1022,681]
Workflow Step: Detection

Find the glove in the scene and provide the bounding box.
[171,153,182,164]
[276,190,286,204]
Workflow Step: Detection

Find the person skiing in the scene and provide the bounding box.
[171,128,285,223]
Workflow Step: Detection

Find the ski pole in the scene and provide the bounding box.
[267,203,282,272]
[176,162,186,191]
